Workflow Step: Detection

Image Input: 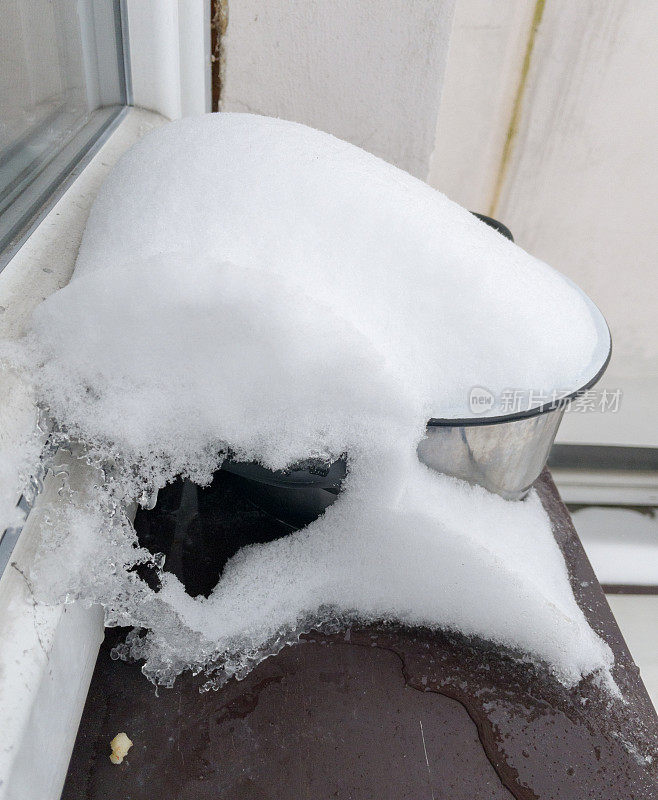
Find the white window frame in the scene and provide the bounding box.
[125,0,211,120]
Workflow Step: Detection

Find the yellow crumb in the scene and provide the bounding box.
[109,732,133,764]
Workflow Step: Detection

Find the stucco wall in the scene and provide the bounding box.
[221,0,456,179]
[492,0,658,381]
[431,0,658,447]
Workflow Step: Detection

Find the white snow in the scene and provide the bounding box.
[1,113,613,688]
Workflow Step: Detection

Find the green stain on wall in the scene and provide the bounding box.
[488,0,546,217]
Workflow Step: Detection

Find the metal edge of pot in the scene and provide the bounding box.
[428,296,612,428]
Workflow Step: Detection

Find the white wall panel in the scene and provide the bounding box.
[126,0,210,120]
[433,0,658,447]
[221,0,456,179]
[429,0,535,210]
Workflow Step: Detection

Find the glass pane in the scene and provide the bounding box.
[0,0,127,259]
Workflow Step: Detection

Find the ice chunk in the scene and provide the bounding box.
[3,113,613,689]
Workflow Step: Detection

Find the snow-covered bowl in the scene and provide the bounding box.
[418,277,612,500]
[224,332,609,521]
[221,217,611,507]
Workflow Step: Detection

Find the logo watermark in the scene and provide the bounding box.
[468,387,622,415]
[468,386,495,414]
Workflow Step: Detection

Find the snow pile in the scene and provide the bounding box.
[3,113,613,687]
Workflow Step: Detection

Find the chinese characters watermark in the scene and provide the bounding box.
[468,387,622,415]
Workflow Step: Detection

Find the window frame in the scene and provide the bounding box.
[0,0,131,271]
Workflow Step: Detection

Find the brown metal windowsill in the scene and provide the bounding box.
[62,471,658,799]
[603,584,658,595]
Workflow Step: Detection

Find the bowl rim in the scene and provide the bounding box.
[427,326,612,427]
[428,215,614,428]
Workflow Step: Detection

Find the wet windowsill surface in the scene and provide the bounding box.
[61,472,658,799]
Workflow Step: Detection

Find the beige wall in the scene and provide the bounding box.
[221,0,456,179]
[429,0,535,212]
[432,0,658,447]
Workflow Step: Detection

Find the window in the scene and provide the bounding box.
[0,0,128,266]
